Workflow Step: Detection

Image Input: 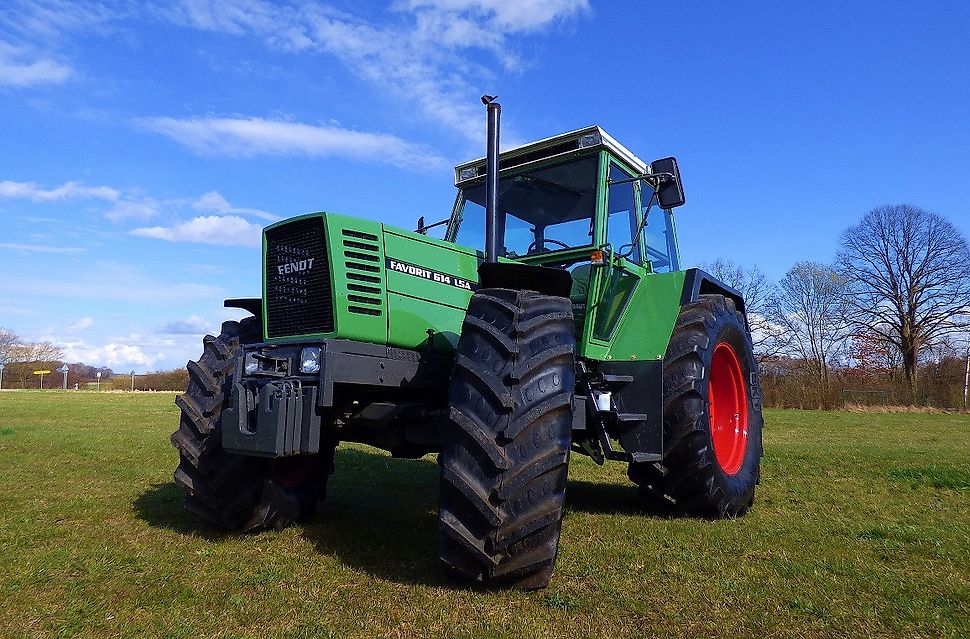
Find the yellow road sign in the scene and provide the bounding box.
[33,370,51,375]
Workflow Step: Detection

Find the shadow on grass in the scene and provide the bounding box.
[301,447,452,587]
[132,482,235,541]
[132,448,454,586]
[565,479,652,516]
[133,446,665,586]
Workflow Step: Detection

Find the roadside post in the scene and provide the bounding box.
[59,364,69,390]
[96,371,101,391]
[33,369,51,389]
[956,342,970,410]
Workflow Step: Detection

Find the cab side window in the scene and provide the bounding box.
[641,192,678,273]
[606,163,641,264]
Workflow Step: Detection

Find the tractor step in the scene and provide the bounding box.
[629,452,663,463]
[601,374,634,384]
[616,413,649,422]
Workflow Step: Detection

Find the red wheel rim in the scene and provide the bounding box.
[709,342,749,475]
[270,456,316,489]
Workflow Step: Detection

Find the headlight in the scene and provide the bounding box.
[244,352,258,374]
[300,347,321,374]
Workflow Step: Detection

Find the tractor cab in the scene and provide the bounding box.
[445,126,686,337]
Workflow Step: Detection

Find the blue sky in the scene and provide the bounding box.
[1,0,969,372]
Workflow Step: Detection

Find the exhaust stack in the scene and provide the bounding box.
[482,95,502,263]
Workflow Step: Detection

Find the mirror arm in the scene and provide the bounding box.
[415,217,450,235]
[618,190,662,259]
[606,172,674,187]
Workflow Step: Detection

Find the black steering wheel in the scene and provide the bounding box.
[527,238,570,253]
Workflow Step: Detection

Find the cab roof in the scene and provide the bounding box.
[454,125,648,187]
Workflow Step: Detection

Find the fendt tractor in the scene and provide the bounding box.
[172,98,763,589]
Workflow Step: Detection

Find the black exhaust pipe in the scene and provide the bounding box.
[482,95,501,263]
[475,95,572,297]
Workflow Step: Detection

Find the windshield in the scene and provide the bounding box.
[453,155,599,257]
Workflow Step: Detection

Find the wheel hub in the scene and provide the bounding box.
[709,342,749,475]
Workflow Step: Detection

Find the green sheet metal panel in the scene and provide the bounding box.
[260,202,683,362]
[326,213,389,344]
[583,269,686,362]
[382,226,479,352]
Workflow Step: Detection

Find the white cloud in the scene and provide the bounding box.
[164,0,286,35]
[67,317,94,332]
[299,7,485,142]
[56,328,222,372]
[131,214,262,248]
[0,3,120,41]
[193,190,278,221]
[163,0,589,142]
[194,190,233,211]
[0,261,222,305]
[0,41,72,87]
[160,315,212,334]
[62,340,161,369]
[0,242,85,254]
[0,180,120,202]
[104,198,161,222]
[402,0,589,33]
[137,116,447,169]
[0,176,275,226]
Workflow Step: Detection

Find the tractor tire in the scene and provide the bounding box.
[629,294,763,517]
[171,317,335,532]
[438,288,575,589]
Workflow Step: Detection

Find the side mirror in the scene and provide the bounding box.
[650,157,686,209]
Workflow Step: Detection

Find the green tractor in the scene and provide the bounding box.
[172,98,763,589]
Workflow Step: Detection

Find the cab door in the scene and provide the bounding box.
[587,160,647,347]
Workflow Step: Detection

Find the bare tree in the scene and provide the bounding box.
[704,258,789,361]
[6,340,65,388]
[8,341,64,363]
[850,328,901,381]
[769,261,852,403]
[837,204,970,398]
[0,328,18,364]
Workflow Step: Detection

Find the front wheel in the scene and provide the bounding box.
[438,288,575,589]
[171,318,335,531]
[629,294,763,517]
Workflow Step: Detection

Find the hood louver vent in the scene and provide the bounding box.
[341,229,384,317]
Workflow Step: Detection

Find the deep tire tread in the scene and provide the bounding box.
[629,294,764,518]
[439,288,575,589]
[172,317,334,532]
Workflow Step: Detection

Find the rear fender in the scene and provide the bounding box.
[681,269,747,325]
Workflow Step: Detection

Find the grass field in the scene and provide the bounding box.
[1,391,968,638]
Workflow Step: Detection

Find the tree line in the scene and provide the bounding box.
[707,204,970,409]
[2,203,967,406]
[0,329,189,390]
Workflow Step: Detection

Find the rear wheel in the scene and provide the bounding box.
[438,289,575,589]
[171,317,335,531]
[629,294,763,517]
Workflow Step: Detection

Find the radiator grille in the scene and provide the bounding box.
[265,217,334,338]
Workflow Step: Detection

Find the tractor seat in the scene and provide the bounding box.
[570,264,592,304]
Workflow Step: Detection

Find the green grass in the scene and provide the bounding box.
[1,391,968,638]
